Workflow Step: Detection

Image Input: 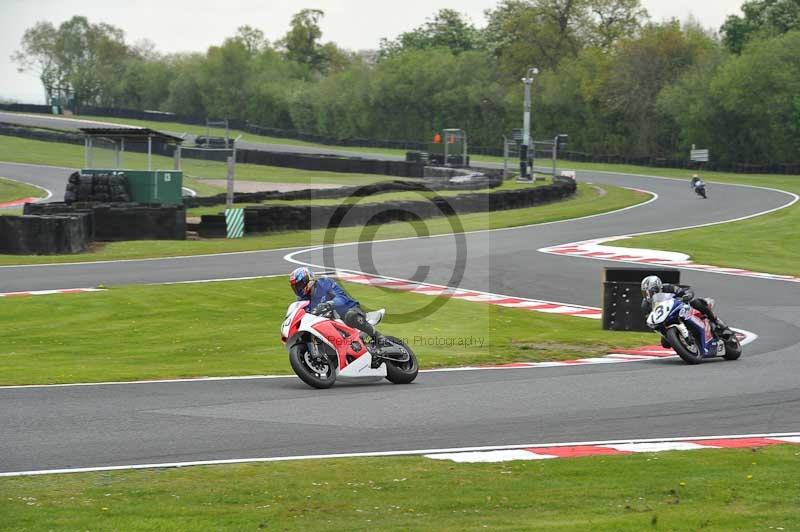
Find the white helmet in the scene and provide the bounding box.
[641,275,663,301]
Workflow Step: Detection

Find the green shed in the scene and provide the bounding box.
[79,127,186,205]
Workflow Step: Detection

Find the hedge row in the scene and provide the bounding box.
[191,180,576,237]
[0,214,91,254]
[24,202,186,241]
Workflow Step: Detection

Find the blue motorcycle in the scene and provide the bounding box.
[646,293,742,364]
[691,178,707,199]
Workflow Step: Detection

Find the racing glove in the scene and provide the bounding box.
[311,301,335,316]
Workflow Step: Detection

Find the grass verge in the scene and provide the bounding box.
[558,162,800,276]
[0,277,652,385]
[0,175,44,203]
[1,446,797,530]
[0,183,649,265]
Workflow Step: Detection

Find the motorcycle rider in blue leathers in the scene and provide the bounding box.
[289,267,385,348]
[640,275,733,340]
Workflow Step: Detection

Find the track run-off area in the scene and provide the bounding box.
[0,114,798,476]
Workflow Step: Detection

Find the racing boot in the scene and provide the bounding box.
[713,319,734,340]
[370,334,388,368]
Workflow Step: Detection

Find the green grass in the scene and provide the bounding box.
[554,162,800,276]
[0,175,45,203]
[0,183,649,265]
[1,445,797,530]
[0,276,652,385]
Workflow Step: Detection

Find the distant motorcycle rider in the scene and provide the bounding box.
[690,174,702,188]
[640,275,733,340]
[289,267,386,348]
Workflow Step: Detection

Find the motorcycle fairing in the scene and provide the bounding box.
[284,303,386,378]
[684,308,719,357]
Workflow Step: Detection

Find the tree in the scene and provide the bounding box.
[379,9,482,57]
[536,48,616,152]
[165,53,206,117]
[198,38,252,118]
[280,9,325,69]
[484,0,647,77]
[707,30,800,162]
[721,0,800,53]
[656,45,728,159]
[234,25,268,56]
[11,21,61,100]
[600,21,716,156]
[586,0,648,48]
[485,0,586,75]
[12,16,131,105]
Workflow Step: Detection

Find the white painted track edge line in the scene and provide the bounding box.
[283,187,659,268]
[0,160,76,171]
[2,432,798,478]
[0,181,657,269]
[0,177,52,208]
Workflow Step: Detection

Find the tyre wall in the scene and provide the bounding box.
[191,180,576,237]
[0,214,91,254]
[24,202,186,241]
[184,175,503,208]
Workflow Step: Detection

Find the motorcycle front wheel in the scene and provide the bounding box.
[383,336,419,384]
[666,327,704,364]
[289,341,337,389]
[723,335,742,360]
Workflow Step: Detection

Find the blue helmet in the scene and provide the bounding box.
[289,267,315,297]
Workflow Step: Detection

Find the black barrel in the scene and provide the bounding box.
[602,267,680,331]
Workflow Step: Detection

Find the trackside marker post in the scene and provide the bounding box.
[225,208,244,239]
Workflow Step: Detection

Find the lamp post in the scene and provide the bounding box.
[552,134,568,178]
[520,67,539,181]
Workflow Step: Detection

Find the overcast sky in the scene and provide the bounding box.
[1,0,746,103]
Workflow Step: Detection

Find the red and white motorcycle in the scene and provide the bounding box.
[280,301,419,389]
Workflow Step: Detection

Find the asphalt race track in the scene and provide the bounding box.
[1,113,799,475]
[0,161,66,202]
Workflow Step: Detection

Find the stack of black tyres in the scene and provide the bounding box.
[64,171,131,203]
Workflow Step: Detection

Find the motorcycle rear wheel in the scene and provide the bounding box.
[666,327,704,364]
[289,341,337,389]
[383,336,419,384]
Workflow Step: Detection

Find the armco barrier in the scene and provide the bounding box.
[0,214,91,254]
[24,202,186,241]
[191,180,575,237]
